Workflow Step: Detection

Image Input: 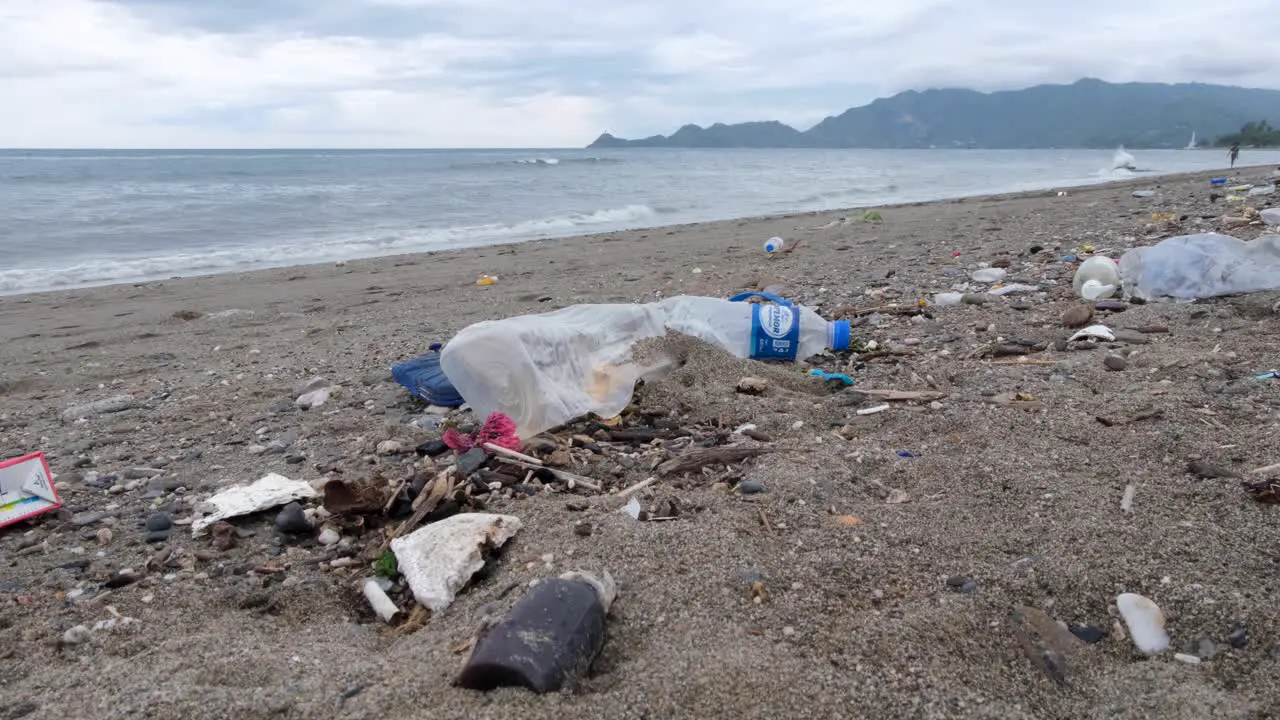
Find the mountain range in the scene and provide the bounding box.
[588,79,1280,150]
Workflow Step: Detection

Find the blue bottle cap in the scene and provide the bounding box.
[830,320,851,351]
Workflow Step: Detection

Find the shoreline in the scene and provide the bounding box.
[2,163,1271,300]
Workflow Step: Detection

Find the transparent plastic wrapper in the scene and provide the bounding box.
[1118,233,1280,301]
[440,303,668,440]
[440,295,849,438]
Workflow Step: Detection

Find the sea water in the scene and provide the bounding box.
[3,147,1278,295]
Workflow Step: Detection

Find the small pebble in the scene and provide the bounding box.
[145,512,172,532]
[1228,624,1248,648]
[782,626,796,637]
[275,502,311,534]
[376,440,405,456]
[145,530,171,543]
[1103,355,1127,371]
[738,480,766,495]
[946,576,978,594]
[1061,304,1094,328]
[456,447,488,476]
[61,625,91,646]
[317,528,341,546]
[1068,624,1108,644]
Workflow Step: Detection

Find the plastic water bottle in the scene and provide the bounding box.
[440,293,850,437]
[660,293,850,361]
[764,237,785,253]
[1072,256,1120,300]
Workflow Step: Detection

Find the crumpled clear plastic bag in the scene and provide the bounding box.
[1119,233,1280,301]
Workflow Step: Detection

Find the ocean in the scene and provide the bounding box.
[3,147,1277,295]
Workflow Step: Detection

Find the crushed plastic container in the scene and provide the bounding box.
[1072,256,1120,300]
[1119,232,1280,301]
[440,293,851,437]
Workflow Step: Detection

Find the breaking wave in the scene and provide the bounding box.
[0,204,660,295]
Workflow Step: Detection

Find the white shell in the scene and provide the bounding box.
[1117,592,1170,654]
[1069,324,1115,342]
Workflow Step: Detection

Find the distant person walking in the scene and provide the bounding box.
[1229,142,1240,168]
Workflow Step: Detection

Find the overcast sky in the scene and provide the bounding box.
[3,0,1278,148]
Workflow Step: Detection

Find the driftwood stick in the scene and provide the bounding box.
[484,443,543,465]
[492,456,602,492]
[855,389,948,402]
[658,447,771,476]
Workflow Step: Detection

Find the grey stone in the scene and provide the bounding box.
[456,447,488,476]
[124,467,163,479]
[60,625,91,646]
[145,530,171,543]
[1103,355,1128,371]
[946,576,979,594]
[738,479,766,495]
[1228,624,1248,648]
[275,502,311,534]
[145,512,172,532]
[71,511,107,527]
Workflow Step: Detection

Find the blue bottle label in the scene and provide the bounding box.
[751,304,800,360]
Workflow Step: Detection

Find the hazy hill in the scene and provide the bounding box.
[588,79,1280,149]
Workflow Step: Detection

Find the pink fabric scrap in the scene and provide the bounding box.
[443,412,522,453]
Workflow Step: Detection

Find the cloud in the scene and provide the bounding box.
[1,0,1278,147]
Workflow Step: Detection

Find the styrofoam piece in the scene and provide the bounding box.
[390,513,522,614]
[191,473,317,536]
[1117,592,1170,654]
[363,578,401,623]
[1069,324,1115,342]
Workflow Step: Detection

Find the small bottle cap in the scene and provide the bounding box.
[830,320,852,351]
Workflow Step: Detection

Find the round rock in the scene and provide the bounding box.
[145,512,172,532]
[275,502,312,534]
[738,479,766,495]
[1103,355,1128,371]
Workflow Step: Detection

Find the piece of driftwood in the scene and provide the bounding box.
[492,456,602,492]
[391,470,453,539]
[1096,408,1164,427]
[855,389,948,402]
[604,428,691,443]
[658,446,771,476]
[991,359,1060,366]
[483,442,543,465]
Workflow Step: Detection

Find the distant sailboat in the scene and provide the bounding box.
[1185,132,1197,150]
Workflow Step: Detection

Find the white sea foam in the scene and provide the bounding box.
[0,204,660,295]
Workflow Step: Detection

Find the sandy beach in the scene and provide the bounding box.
[2,166,1280,719]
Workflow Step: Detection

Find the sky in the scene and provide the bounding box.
[2,0,1279,148]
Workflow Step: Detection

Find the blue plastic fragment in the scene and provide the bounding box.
[809,369,855,385]
[897,451,919,458]
[391,350,464,407]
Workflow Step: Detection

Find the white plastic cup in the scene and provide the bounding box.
[1073,256,1120,300]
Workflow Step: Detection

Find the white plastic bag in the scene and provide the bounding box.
[440,303,669,439]
[1119,233,1280,301]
